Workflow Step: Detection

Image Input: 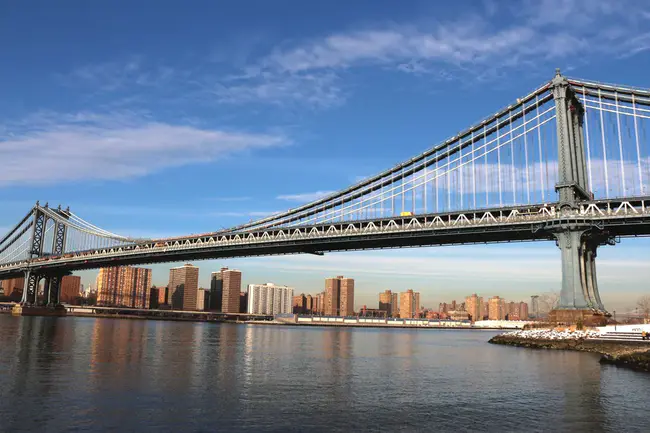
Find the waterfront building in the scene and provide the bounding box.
[97,266,152,308]
[240,291,248,313]
[196,288,209,311]
[414,292,421,318]
[168,264,199,311]
[247,283,293,315]
[448,310,470,321]
[221,268,242,313]
[149,287,159,309]
[60,275,81,303]
[293,294,307,314]
[305,294,313,313]
[378,290,393,316]
[519,302,529,320]
[340,277,355,316]
[318,292,326,315]
[488,296,507,320]
[391,292,399,317]
[465,294,485,322]
[399,289,420,318]
[209,269,227,311]
[324,276,355,316]
[0,277,24,299]
[359,306,387,318]
[325,277,340,316]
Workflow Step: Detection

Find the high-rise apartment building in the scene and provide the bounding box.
[399,289,420,318]
[339,277,355,316]
[391,292,399,317]
[209,269,227,311]
[247,283,293,315]
[0,277,24,299]
[519,302,529,320]
[168,264,200,311]
[488,296,507,320]
[196,288,210,311]
[221,268,242,313]
[60,275,81,303]
[97,266,152,308]
[293,294,307,314]
[324,276,355,316]
[325,277,341,316]
[305,294,313,313]
[379,290,393,316]
[465,294,485,322]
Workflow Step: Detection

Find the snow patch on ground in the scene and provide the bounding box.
[501,329,602,340]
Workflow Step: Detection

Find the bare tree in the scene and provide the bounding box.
[538,292,560,315]
[637,295,650,320]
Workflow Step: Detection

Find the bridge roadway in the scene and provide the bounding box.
[1,196,649,279]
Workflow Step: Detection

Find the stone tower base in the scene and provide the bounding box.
[548,309,609,326]
[12,304,67,317]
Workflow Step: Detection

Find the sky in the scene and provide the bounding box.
[1,0,650,312]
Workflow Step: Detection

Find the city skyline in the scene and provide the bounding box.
[66,241,650,313]
[2,1,650,312]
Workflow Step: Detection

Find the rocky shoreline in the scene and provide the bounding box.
[489,334,650,373]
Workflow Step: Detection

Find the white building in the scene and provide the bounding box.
[196,288,208,311]
[247,283,293,315]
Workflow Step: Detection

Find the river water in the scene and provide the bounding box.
[0,316,649,432]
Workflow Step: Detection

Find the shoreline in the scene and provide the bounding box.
[0,309,522,330]
[489,334,650,373]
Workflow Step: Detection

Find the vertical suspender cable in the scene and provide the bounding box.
[523,103,530,203]
[435,155,439,212]
[510,114,516,204]
[632,94,644,194]
[471,130,476,209]
[598,89,609,198]
[460,137,464,209]
[582,88,593,194]
[536,95,545,202]
[447,144,451,211]
[484,124,489,207]
[497,120,502,207]
[423,158,428,213]
[615,91,626,196]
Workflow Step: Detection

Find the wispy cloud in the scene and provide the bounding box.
[277,190,336,202]
[213,0,650,107]
[205,196,252,202]
[0,111,287,186]
[61,56,177,92]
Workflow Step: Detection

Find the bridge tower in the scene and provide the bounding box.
[549,69,611,320]
[20,202,48,305]
[19,203,69,310]
[43,206,69,306]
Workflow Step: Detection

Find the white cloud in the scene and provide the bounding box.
[214,0,650,107]
[0,111,287,186]
[276,190,336,202]
[212,71,344,108]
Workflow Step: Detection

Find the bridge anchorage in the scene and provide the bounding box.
[1,69,649,322]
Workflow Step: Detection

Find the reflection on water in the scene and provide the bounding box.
[0,316,649,432]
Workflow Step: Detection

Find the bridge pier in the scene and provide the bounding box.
[550,224,614,323]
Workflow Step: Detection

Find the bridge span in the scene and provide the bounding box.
[2,70,650,317]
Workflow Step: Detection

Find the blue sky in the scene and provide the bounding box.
[1,0,650,311]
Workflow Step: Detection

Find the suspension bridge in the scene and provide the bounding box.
[1,70,649,317]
